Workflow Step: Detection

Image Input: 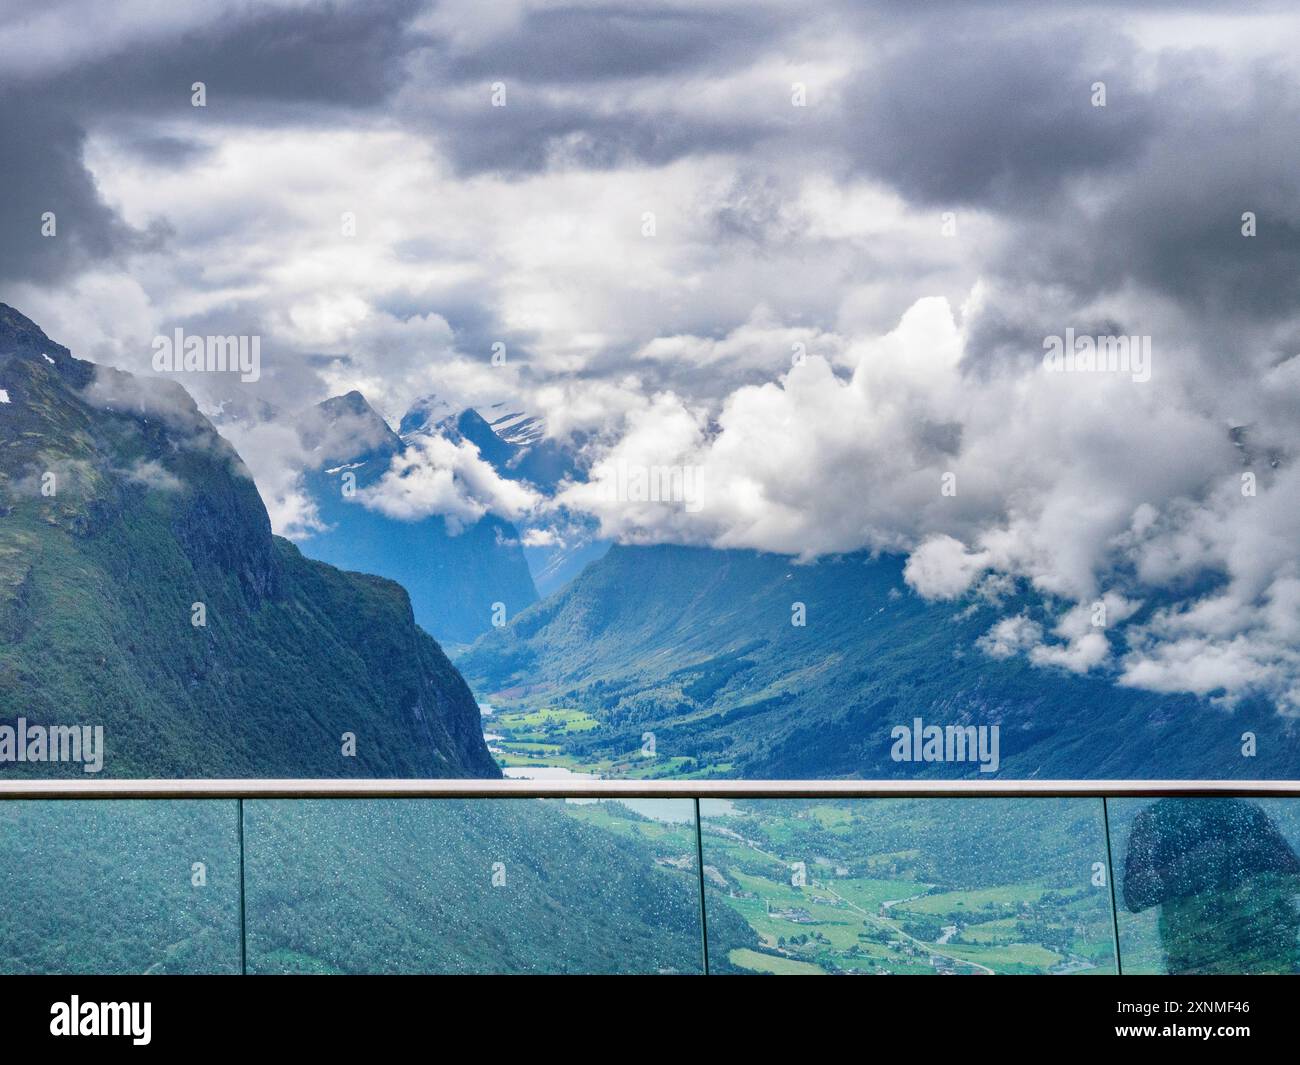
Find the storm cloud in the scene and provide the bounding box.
[2,0,1298,711]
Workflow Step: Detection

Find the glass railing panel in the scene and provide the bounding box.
[0,799,241,974]
[699,797,1117,975]
[1109,797,1300,974]
[242,797,704,974]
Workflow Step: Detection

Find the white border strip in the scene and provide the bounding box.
[0,778,1297,799]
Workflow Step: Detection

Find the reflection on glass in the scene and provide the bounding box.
[699,798,1116,975]
[1114,798,1300,974]
[242,798,703,974]
[0,800,240,974]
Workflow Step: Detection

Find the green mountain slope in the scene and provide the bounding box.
[458,544,1295,779]
[0,303,496,778]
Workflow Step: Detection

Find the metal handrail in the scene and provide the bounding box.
[1,778,1298,799]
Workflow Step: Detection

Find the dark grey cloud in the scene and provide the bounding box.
[397,1,805,176]
[411,95,776,176]
[435,5,787,84]
[0,0,425,283]
[840,18,1155,210]
[115,132,213,168]
[0,98,157,284]
[23,0,424,114]
[0,0,799,283]
[996,65,1300,320]
[6,0,1300,369]
[962,59,1300,392]
[800,8,1300,383]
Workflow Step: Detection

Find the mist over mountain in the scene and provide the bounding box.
[295,389,538,646]
[458,544,1296,780]
[214,379,604,639]
[410,399,610,597]
[0,305,496,778]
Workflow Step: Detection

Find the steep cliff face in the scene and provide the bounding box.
[0,304,498,778]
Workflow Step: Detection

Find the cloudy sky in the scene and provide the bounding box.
[3,0,1298,711]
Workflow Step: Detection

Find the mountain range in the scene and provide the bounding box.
[398,396,609,598]
[5,301,1288,784]
[457,544,1295,779]
[289,386,608,646]
[296,390,539,647]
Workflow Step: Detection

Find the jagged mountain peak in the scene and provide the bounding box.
[397,398,523,479]
[0,302,65,356]
[321,388,377,416]
[300,389,402,470]
[293,391,539,644]
[480,403,546,447]
[314,389,396,434]
[399,396,548,464]
[398,393,455,438]
[0,303,90,391]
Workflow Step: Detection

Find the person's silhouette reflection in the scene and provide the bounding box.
[1123,798,1300,974]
